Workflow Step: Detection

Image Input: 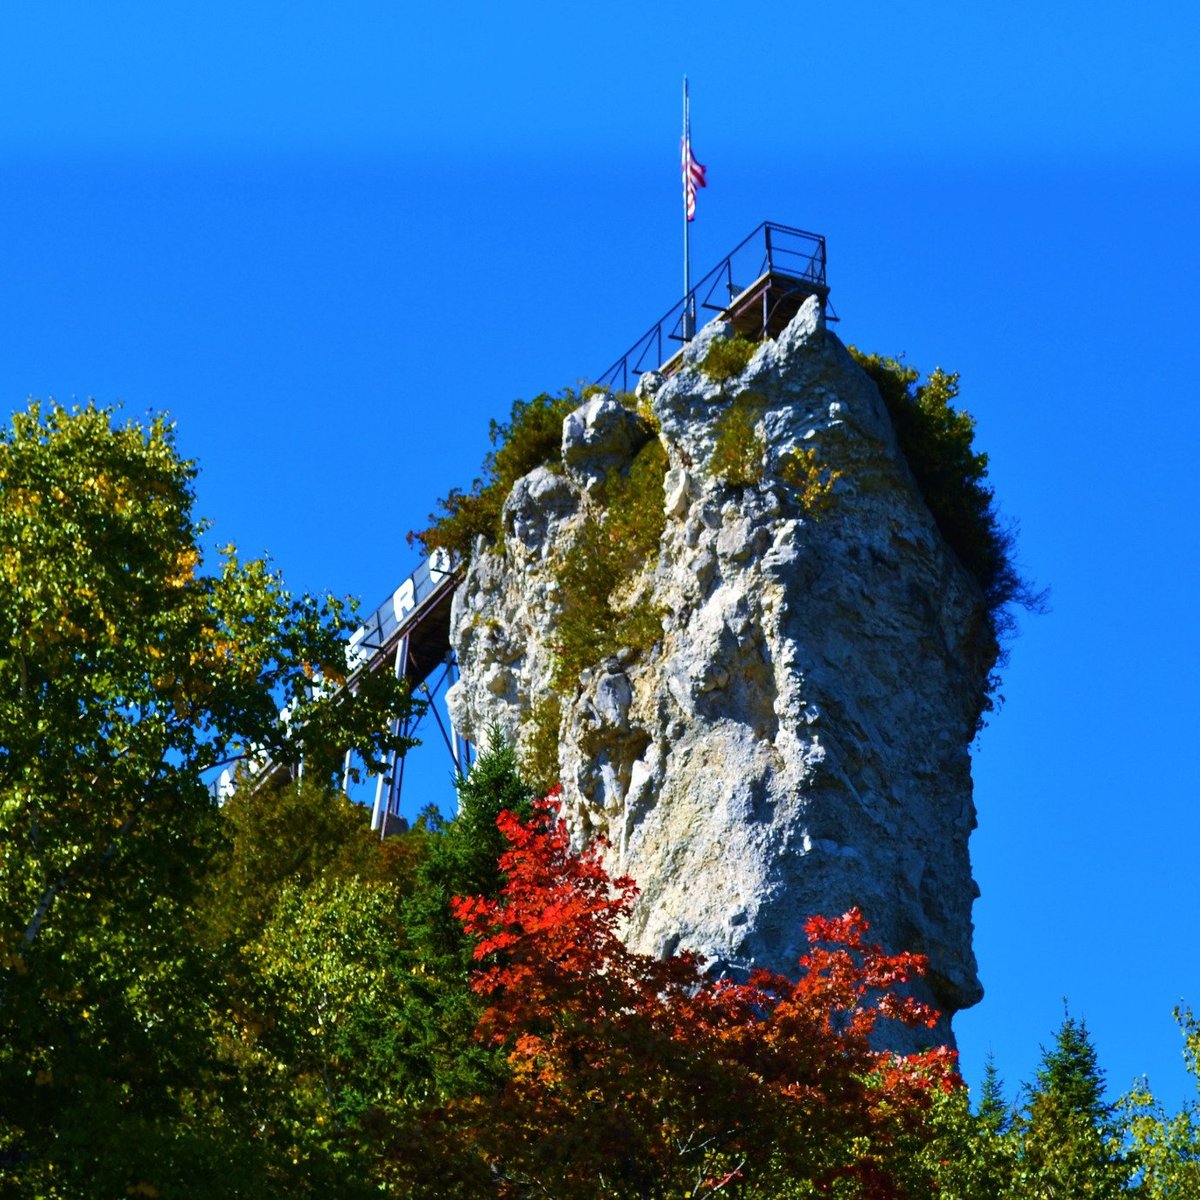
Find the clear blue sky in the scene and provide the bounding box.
[3,1,1198,1112]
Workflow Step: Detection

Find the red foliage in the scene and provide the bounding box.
[447,798,960,1198]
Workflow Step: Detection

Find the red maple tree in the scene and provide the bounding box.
[447,796,958,1198]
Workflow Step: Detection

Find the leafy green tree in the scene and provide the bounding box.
[197,738,536,1193]
[1124,1007,1200,1198]
[1013,1011,1134,1198]
[199,776,413,948]
[0,401,412,1195]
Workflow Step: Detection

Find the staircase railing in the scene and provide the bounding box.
[595,222,826,392]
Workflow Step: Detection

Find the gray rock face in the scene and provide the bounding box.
[446,296,993,1042]
[562,395,652,494]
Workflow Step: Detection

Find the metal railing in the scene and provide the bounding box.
[595,222,827,392]
[210,546,465,808]
[346,546,459,674]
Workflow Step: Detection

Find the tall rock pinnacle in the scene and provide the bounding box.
[446,297,995,1039]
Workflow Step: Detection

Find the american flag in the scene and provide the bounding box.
[682,135,706,222]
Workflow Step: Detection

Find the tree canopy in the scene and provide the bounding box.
[0,401,413,1194]
[2,399,1197,1197]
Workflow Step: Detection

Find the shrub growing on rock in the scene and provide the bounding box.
[412,390,580,559]
[849,349,1040,641]
[700,333,758,383]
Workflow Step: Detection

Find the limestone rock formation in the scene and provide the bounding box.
[445,296,994,1038]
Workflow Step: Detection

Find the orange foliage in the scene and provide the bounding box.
[437,797,959,1198]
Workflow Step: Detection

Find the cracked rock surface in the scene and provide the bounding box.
[446,297,993,1043]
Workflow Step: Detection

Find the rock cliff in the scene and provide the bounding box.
[445,297,994,1037]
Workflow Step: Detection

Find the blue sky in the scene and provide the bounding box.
[2,2,1198,1111]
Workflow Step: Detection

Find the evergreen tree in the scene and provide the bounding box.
[971,1051,1018,1197]
[403,727,535,964]
[920,1051,1017,1199]
[1014,1009,1134,1198]
[978,1050,1013,1135]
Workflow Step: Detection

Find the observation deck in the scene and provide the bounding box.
[595,221,831,393]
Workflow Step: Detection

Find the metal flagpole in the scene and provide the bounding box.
[683,75,691,339]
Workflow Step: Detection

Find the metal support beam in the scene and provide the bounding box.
[370,636,409,833]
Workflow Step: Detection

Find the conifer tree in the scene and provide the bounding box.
[920,1050,1018,1199]
[403,726,534,964]
[1014,1010,1134,1198]
[969,1051,1019,1197]
[978,1051,1013,1135]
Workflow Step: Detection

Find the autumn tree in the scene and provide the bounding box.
[0,401,413,1196]
[396,797,959,1199]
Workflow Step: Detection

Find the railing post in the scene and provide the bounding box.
[765,224,773,275]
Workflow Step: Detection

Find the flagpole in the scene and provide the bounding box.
[682,75,691,339]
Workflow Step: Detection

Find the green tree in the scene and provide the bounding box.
[199,776,413,948]
[403,728,535,966]
[1013,1011,1134,1198]
[0,401,412,1196]
[198,738,537,1193]
[377,733,539,1121]
[978,1052,1014,1135]
[1124,1008,1200,1198]
[919,1053,1018,1199]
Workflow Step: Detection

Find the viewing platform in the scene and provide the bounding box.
[342,546,467,830]
[596,221,831,393]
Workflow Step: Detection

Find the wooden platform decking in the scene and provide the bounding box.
[659,269,830,378]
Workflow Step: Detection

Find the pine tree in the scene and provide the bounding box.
[1015,1009,1133,1198]
[923,1050,1018,1199]
[403,726,535,964]
[978,1050,1013,1135]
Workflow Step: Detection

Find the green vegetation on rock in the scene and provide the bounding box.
[551,436,668,690]
[708,390,767,487]
[520,693,564,794]
[849,349,1038,641]
[411,389,580,559]
[708,389,841,514]
[699,333,758,382]
[779,445,841,516]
